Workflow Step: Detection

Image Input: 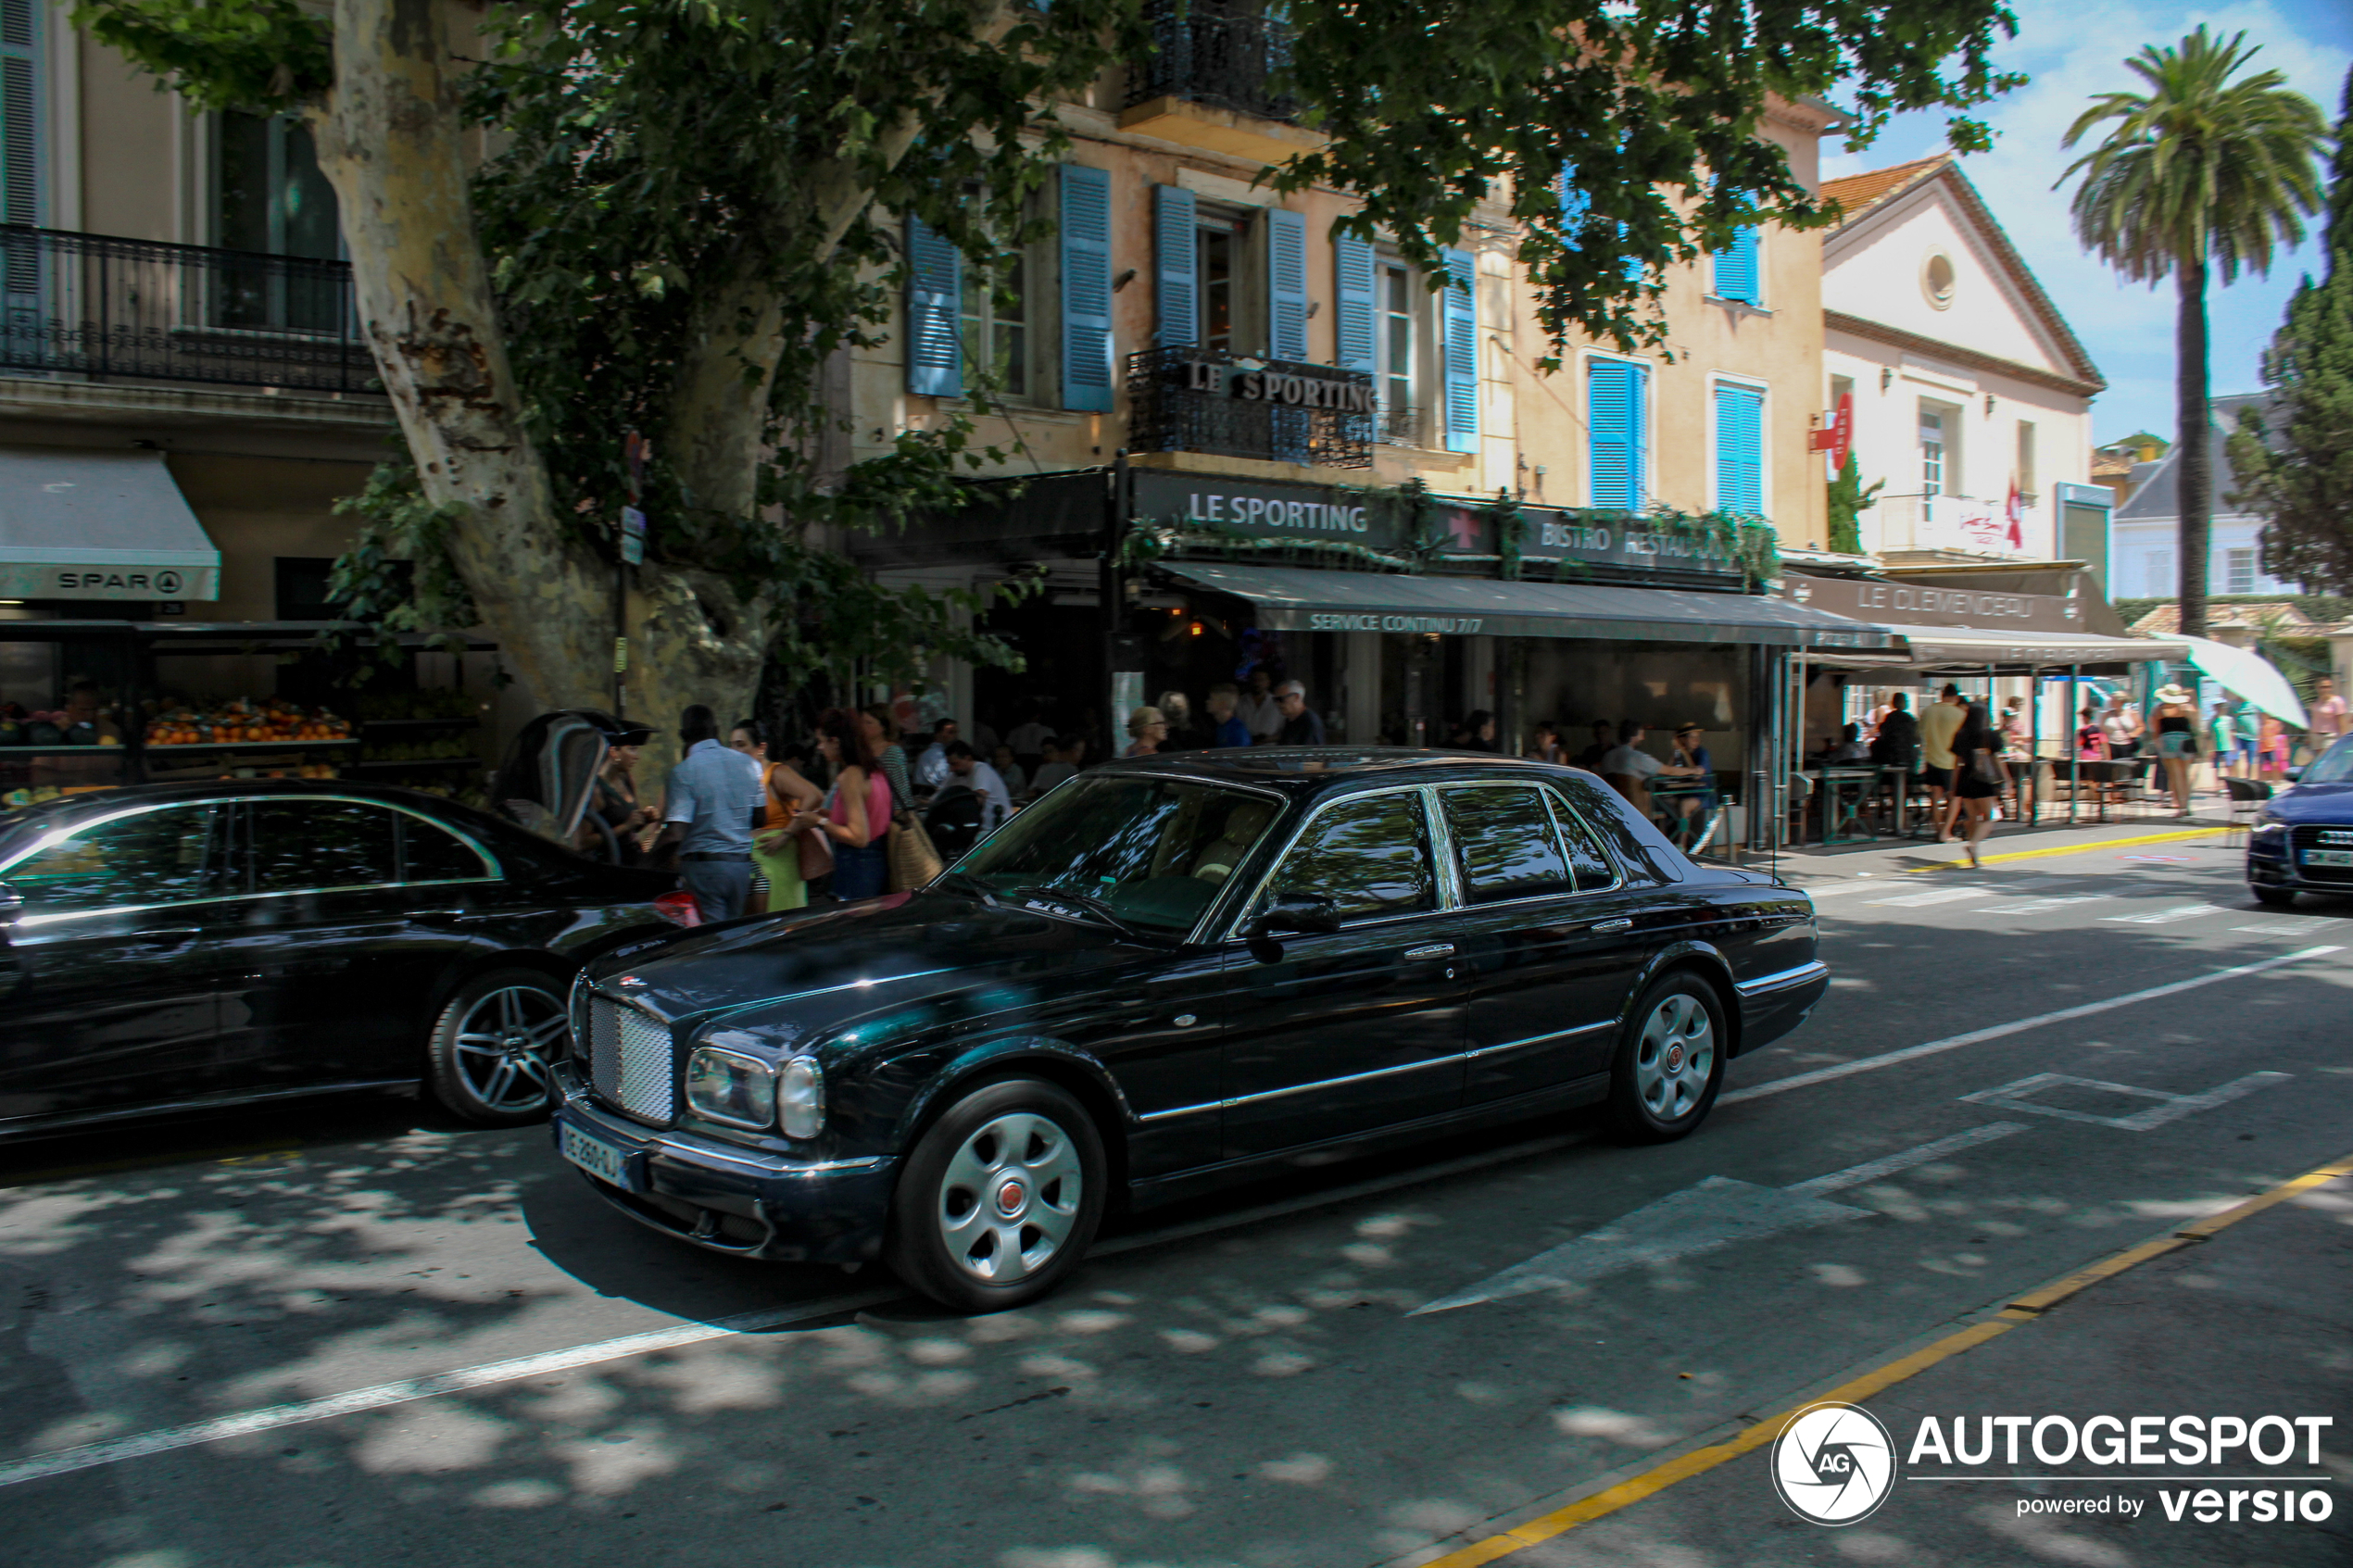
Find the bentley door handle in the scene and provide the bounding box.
[1590,918,1633,933]
[1404,943,1455,960]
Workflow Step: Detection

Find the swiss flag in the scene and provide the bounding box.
[2005,479,2024,550]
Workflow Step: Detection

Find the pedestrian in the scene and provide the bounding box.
[1157,691,1200,752]
[2209,698,2242,780]
[1949,702,2007,869]
[913,717,958,791]
[1919,684,1967,841]
[1124,705,1167,757]
[585,721,660,864]
[2151,682,2201,817]
[2312,677,2349,744]
[1869,693,1919,768]
[739,720,824,913]
[2258,712,2288,782]
[1529,720,1562,763]
[2099,692,2143,759]
[1998,700,2036,819]
[1459,709,1498,752]
[1667,722,1718,825]
[861,704,914,810]
[1273,680,1326,746]
[1237,669,1284,744]
[991,743,1028,799]
[1206,684,1252,748]
[1028,735,1080,796]
[798,708,892,899]
[946,742,1014,833]
[2075,704,2108,761]
[1006,705,1054,775]
[1573,719,1615,770]
[651,703,764,923]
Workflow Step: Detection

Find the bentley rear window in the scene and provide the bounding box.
[952,776,1281,933]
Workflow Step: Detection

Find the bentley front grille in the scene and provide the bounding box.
[587,994,677,1123]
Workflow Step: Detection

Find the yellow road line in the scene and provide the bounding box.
[1413,1148,2353,1568]
[1904,825,2231,873]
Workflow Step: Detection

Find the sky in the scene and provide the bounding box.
[1819,0,2351,446]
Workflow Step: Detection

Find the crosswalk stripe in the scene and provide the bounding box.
[2099,904,2220,925]
[1868,887,1994,908]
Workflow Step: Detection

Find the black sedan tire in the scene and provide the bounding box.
[2251,884,2297,909]
[887,1077,1106,1313]
[426,967,571,1125]
[1606,971,1727,1144]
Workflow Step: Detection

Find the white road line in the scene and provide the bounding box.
[1719,946,2344,1108]
[1790,882,1883,898]
[1783,1123,2030,1195]
[0,1287,900,1490]
[2099,904,2221,925]
[1868,887,1994,908]
[2233,922,2335,935]
[1959,1071,2289,1132]
[1976,897,2106,915]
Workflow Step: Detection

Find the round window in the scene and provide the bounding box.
[1922,252,1957,309]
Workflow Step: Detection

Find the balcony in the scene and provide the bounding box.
[1119,1,1324,164]
[1,226,378,395]
[1871,491,2032,558]
[1126,345,1373,470]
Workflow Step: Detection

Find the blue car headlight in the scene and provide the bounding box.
[685,1047,775,1129]
[2250,815,2288,840]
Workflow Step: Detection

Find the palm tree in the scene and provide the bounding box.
[2059,28,2328,636]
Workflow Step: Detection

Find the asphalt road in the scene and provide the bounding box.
[2,823,2347,1568]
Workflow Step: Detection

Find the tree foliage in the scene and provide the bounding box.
[1825,454,1883,555]
[2232,67,2353,593]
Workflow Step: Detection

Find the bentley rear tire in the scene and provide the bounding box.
[887,1077,1106,1314]
[1606,971,1727,1144]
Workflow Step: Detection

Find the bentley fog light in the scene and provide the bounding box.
[777,1055,825,1139]
[686,1047,775,1129]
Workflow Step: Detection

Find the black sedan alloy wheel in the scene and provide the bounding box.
[887,1077,1108,1312]
[428,968,571,1124]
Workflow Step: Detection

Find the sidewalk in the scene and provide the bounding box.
[1755,793,2243,882]
[1412,1163,2353,1567]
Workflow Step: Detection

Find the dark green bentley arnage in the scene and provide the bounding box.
[552,749,1824,1311]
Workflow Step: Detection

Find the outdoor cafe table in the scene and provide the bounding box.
[1648,777,1715,847]
[1804,766,1882,845]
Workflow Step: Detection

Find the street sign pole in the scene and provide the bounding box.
[618,433,649,718]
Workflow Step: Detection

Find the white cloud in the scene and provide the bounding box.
[1822,0,2349,441]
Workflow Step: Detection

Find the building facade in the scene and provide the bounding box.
[2109,394,2296,602]
[1818,156,2109,574]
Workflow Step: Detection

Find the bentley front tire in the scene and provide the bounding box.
[1607,972,1727,1144]
[887,1077,1106,1313]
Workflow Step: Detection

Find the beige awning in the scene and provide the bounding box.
[0,448,220,600]
[1875,624,2185,670]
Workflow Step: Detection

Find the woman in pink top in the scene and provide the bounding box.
[797,709,894,900]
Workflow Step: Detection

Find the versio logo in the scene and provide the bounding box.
[1772,1402,1897,1525]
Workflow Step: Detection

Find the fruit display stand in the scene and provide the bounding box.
[0,620,497,805]
[347,688,491,786]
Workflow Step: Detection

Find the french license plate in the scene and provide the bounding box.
[560,1123,635,1189]
[2301,848,2353,868]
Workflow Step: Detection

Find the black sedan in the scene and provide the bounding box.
[2247,734,2353,905]
[553,749,1826,1312]
[0,781,688,1138]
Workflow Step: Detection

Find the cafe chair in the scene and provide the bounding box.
[2221,776,2273,844]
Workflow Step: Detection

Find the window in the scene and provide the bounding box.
[1548,795,1617,889]
[3,805,223,916]
[3,0,40,237]
[2143,550,2174,596]
[1442,788,1573,903]
[216,110,344,333]
[2016,420,2037,499]
[402,817,495,884]
[2225,548,2257,596]
[1589,358,1650,510]
[1714,381,1766,517]
[249,800,397,894]
[1922,251,1957,309]
[1198,220,1237,353]
[1379,263,1416,417]
[1712,227,1760,306]
[1919,408,1946,496]
[1265,792,1433,922]
[960,252,1030,397]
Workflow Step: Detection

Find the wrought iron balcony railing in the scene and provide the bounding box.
[0,225,378,395]
[1376,406,1423,446]
[1126,345,1373,470]
[1127,0,1300,122]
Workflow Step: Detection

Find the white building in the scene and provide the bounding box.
[1819,156,2110,568]
[2109,393,2294,601]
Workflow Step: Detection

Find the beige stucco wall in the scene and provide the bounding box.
[165,453,374,621]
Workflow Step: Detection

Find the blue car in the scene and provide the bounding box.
[2247,734,2353,906]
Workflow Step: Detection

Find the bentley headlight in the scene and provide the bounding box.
[685,1047,775,1129]
[776,1055,825,1140]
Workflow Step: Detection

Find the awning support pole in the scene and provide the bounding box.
[2069,664,2082,827]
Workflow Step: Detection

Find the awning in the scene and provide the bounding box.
[1874,624,2188,670]
[0,449,220,600]
[1160,561,1898,648]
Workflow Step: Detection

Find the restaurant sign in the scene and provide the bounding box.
[1128,470,1747,584]
[1781,571,2084,633]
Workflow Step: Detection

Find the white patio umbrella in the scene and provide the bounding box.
[2178,634,2309,727]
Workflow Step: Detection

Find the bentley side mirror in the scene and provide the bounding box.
[1260,892,1340,936]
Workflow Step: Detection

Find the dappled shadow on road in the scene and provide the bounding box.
[0,915,2343,1567]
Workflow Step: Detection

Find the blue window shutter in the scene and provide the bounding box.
[1265,207,1307,361]
[1590,359,1652,510]
[1441,247,1478,455]
[903,214,963,398]
[2,0,40,232]
[1060,163,1114,412]
[1152,183,1197,348]
[1715,382,1765,516]
[1554,163,1590,231]
[1332,230,1374,374]
[1712,225,1760,305]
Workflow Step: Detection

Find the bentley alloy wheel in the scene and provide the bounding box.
[1608,972,1727,1142]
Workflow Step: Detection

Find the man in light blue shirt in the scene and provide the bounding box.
[913,718,959,792]
[651,704,763,922]
[944,742,1013,834]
